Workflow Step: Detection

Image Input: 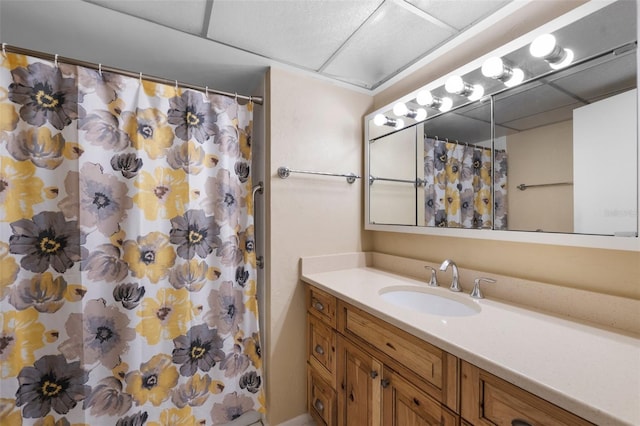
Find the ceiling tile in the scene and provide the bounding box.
[322,1,456,89]
[85,0,208,35]
[207,0,383,71]
[405,0,511,30]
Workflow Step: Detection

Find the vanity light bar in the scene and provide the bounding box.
[374,113,404,129]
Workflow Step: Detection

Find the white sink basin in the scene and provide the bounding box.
[379,285,480,317]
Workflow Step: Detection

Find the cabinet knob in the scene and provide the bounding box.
[313,301,325,311]
[380,379,390,388]
[314,399,324,413]
[511,420,532,426]
[314,345,325,355]
[370,370,378,379]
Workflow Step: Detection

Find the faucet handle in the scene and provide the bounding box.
[470,277,496,299]
[424,266,438,287]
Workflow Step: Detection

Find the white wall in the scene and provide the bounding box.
[266,67,372,424]
[574,89,638,235]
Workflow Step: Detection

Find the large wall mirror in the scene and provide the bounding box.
[365,0,639,251]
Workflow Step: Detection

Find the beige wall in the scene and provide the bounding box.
[266,68,373,424]
[369,1,639,302]
[507,120,574,233]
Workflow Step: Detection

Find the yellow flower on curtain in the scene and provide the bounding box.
[0,398,21,425]
[148,406,197,426]
[0,156,44,221]
[0,242,19,297]
[123,232,176,283]
[1,52,28,70]
[33,415,87,426]
[444,186,461,216]
[244,280,259,319]
[0,309,45,378]
[123,108,174,159]
[474,188,492,215]
[125,354,179,406]
[242,332,262,370]
[136,287,193,345]
[133,167,188,220]
[0,103,18,131]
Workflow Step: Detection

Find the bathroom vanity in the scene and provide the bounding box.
[301,253,639,426]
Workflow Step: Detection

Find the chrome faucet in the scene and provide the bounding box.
[439,259,462,292]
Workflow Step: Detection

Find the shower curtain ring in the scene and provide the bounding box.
[234,92,238,103]
[175,80,178,91]
[249,96,253,105]
[1,43,6,57]
[54,54,59,67]
[139,72,142,83]
[98,63,102,76]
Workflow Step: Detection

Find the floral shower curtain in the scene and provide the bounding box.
[424,137,507,229]
[0,51,263,425]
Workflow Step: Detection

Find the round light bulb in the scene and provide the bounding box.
[504,68,525,87]
[481,57,505,78]
[416,90,434,106]
[549,48,574,69]
[373,113,387,126]
[393,102,408,117]
[414,108,427,121]
[394,119,405,130]
[467,84,484,102]
[530,34,556,58]
[445,75,464,94]
[439,97,453,112]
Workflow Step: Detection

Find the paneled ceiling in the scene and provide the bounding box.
[82,0,512,91]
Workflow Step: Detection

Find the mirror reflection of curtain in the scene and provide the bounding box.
[494,149,508,230]
[424,137,506,229]
[0,52,264,424]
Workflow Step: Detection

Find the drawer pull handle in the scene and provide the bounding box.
[313,301,325,311]
[370,370,378,379]
[314,345,325,355]
[381,379,390,388]
[413,397,420,406]
[314,399,324,413]
[511,420,532,426]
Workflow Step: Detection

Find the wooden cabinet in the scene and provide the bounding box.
[460,361,594,426]
[306,285,459,426]
[306,284,593,426]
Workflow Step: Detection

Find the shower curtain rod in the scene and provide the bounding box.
[425,135,491,151]
[1,43,263,105]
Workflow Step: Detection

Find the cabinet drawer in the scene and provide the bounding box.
[307,285,337,327]
[338,302,443,395]
[461,361,594,426]
[308,313,336,385]
[308,366,336,426]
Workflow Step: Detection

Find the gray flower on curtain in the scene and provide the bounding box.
[202,169,244,228]
[79,110,131,151]
[9,62,84,130]
[167,91,217,144]
[59,298,136,369]
[211,392,255,423]
[9,211,83,274]
[172,323,225,376]
[205,281,245,335]
[115,411,149,426]
[81,243,129,283]
[15,354,91,418]
[169,209,221,260]
[60,163,133,236]
[239,371,261,394]
[220,344,250,378]
[83,376,133,417]
[112,282,146,310]
[110,153,143,179]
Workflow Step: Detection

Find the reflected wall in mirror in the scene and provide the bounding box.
[365,0,638,242]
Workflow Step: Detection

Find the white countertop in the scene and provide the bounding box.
[301,261,640,426]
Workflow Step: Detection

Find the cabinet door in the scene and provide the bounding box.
[336,335,382,426]
[461,361,593,426]
[382,368,457,426]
